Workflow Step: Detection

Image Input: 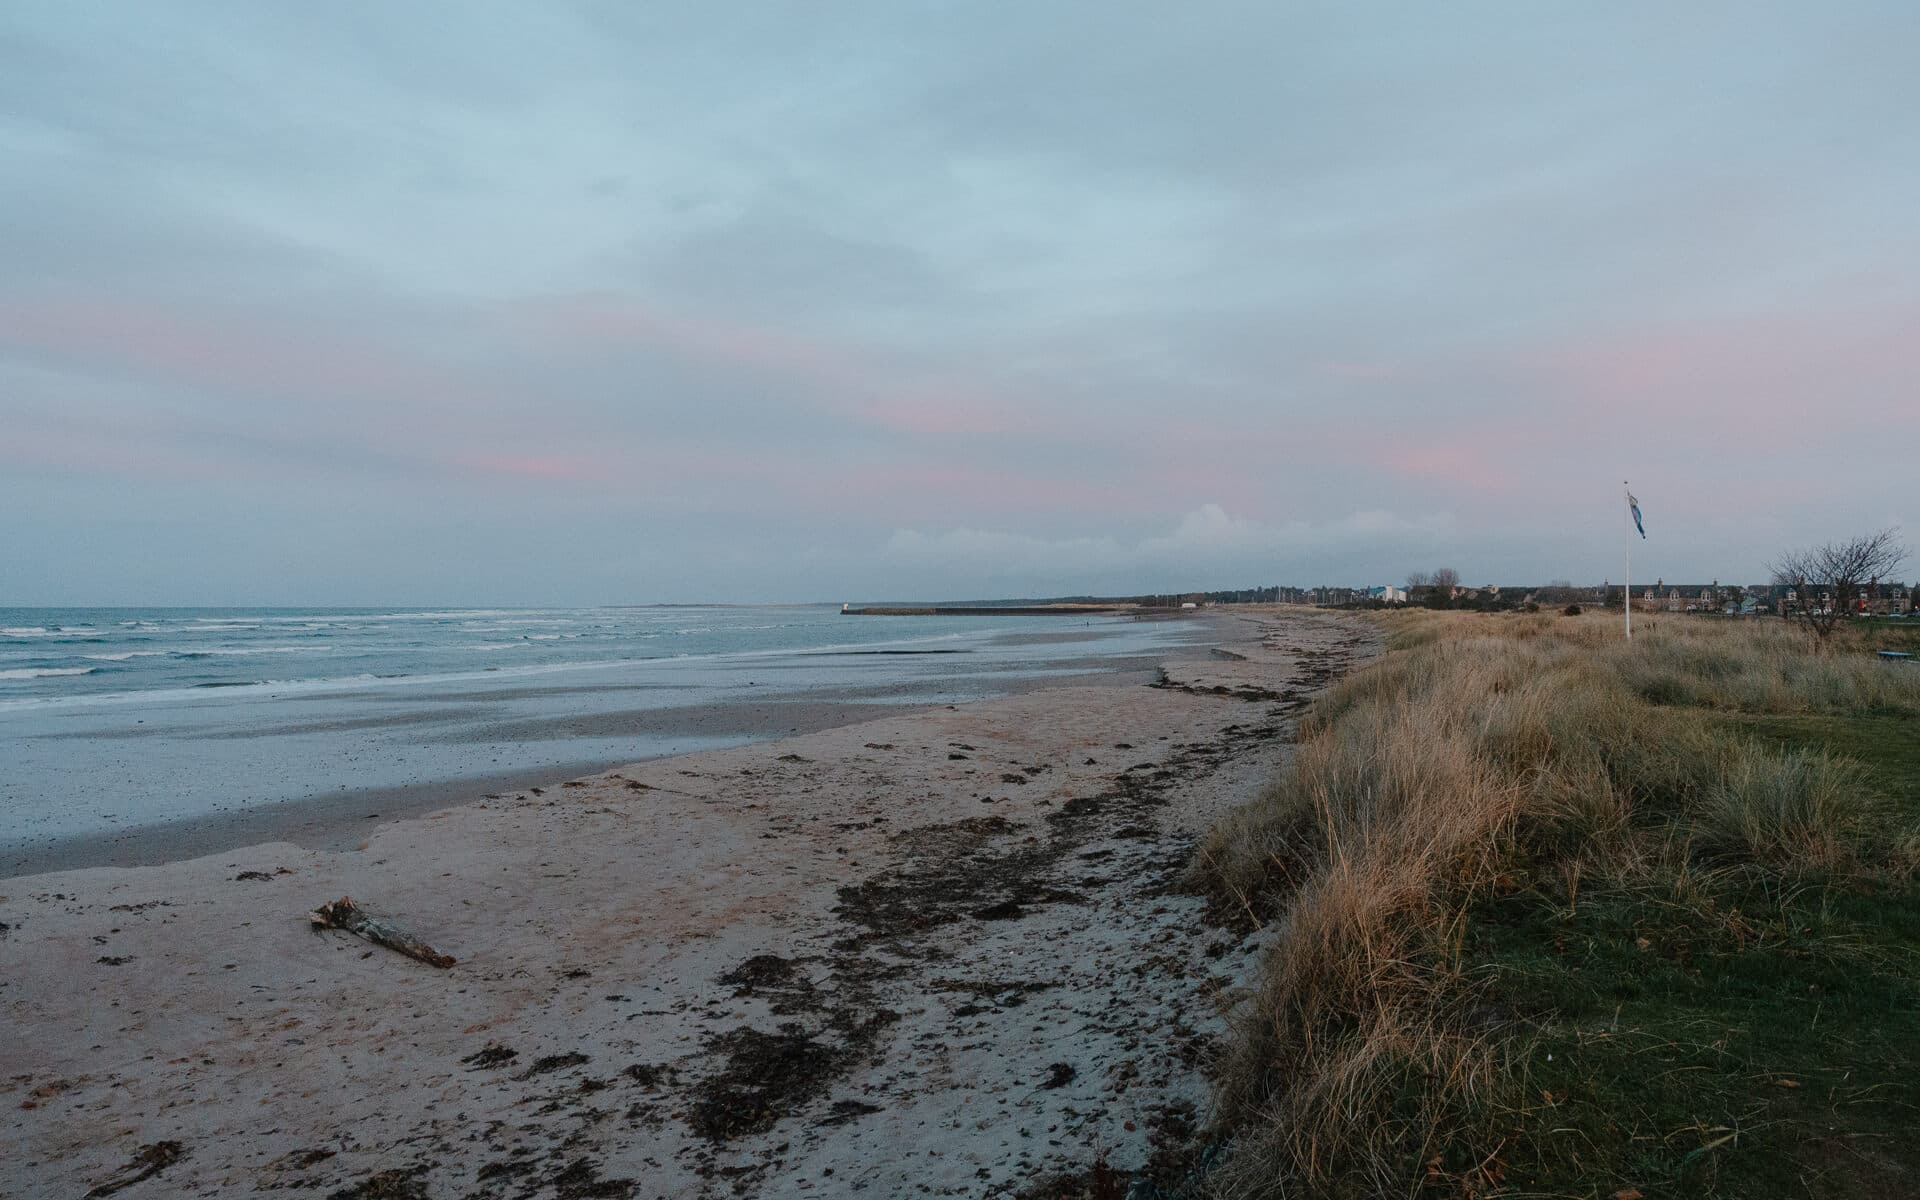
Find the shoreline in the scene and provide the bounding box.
[1,652,1173,879]
[0,607,1378,1199]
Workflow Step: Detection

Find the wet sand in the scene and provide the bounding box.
[0,608,1377,1199]
[2,657,1167,879]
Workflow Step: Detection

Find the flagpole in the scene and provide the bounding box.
[1624,480,1632,641]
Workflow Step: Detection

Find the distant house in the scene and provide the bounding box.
[1867,582,1914,615]
[1369,585,1407,603]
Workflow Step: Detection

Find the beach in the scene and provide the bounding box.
[0,607,1376,1198]
[0,606,1196,876]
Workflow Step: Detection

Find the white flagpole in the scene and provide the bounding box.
[1624,480,1632,641]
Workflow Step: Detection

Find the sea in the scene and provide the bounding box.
[0,605,1197,867]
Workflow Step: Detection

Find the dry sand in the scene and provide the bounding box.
[0,608,1376,1199]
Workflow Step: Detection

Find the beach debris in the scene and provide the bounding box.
[83,1140,186,1198]
[307,897,455,968]
[269,1148,337,1172]
[686,1027,842,1140]
[777,753,813,763]
[718,953,810,997]
[819,1098,884,1125]
[95,955,133,966]
[1041,1062,1077,1089]
[545,1159,638,1199]
[513,1052,590,1080]
[325,1165,430,1199]
[972,899,1026,920]
[461,1043,518,1070]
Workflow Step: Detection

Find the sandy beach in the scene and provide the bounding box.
[0,608,1376,1199]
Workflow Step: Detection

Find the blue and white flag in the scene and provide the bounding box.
[1627,491,1646,539]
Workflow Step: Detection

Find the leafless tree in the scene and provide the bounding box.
[1768,528,1908,640]
[1431,567,1460,594]
[1405,571,1431,592]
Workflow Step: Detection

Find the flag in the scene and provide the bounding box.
[1627,491,1645,539]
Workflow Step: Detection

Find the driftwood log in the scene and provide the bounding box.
[308,896,456,968]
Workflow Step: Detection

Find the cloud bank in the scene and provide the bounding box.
[2,3,1915,602]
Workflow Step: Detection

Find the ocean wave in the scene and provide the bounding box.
[369,609,532,622]
[0,616,1107,712]
[0,666,97,679]
[183,646,327,656]
[3,627,105,640]
[83,651,170,661]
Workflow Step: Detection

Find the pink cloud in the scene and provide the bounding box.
[446,452,616,482]
[0,424,220,482]
[807,461,1143,514]
[1509,304,1920,440]
[0,297,472,409]
[1377,441,1522,492]
[1317,360,1406,380]
[512,293,1035,438]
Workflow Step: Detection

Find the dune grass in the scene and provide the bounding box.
[1194,610,1920,1198]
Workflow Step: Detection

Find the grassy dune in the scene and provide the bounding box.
[1195,611,1920,1198]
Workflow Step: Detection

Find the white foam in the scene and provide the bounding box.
[3,627,103,639]
[0,667,97,679]
[199,646,326,655]
[0,614,1150,715]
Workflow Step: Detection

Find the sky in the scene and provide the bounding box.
[3,2,1916,604]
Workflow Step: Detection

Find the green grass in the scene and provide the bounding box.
[1475,709,1920,1197]
[1735,713,1920,823]
[1476,878,1920,1197]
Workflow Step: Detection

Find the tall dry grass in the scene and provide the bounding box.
[1194,610,1917,1197]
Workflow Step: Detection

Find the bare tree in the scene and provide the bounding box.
[1405,571,1431,592]
[1768,528,1908,640]
[1431,567,1460,594]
